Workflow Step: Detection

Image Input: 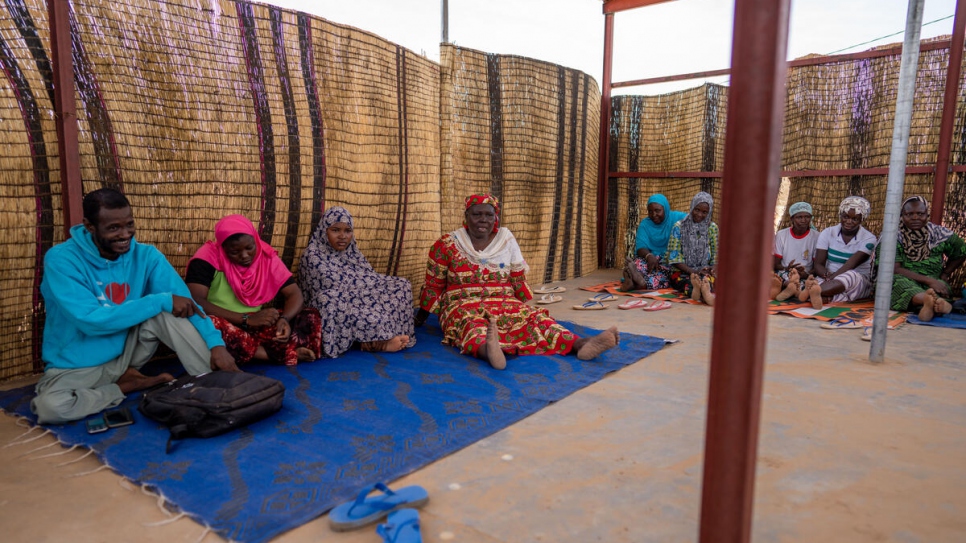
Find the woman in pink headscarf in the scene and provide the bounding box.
[187,215,321,366]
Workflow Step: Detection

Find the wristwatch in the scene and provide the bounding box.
[241,313,249,329]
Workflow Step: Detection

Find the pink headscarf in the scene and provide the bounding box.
[189,214,292,307]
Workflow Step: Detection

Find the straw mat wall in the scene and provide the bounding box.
[608,43,966,286]
[440,44,601,284]
[0,0,603,380]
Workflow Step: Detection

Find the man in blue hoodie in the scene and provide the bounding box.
[32,188,239,424]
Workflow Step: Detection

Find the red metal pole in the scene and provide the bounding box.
[48,0,83,234]
[596,12,615,267]
[931,0,966,223]
[698,0,790,541]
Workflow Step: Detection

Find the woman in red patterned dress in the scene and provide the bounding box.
[414,194,619,370]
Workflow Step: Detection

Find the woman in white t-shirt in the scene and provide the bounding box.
[770,201,819,300]
[803,196,878,308]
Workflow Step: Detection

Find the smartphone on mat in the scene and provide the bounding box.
[104,407,135,428]
[86,416,109,434]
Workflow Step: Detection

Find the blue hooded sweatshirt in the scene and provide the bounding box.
[40,223,225,370]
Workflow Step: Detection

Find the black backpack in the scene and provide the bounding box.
[139,371,285,452]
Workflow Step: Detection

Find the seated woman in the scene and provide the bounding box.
[882,196,965,321]
[414,194,619,370]
[667,191,718,306]
[297,206,414,357]
[806,196,878,309]
[621,194,687,292]
[770,201,819,300]
[187,215,321,366]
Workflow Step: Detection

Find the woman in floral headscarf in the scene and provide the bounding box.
[878,195,965,321]
[298,206,415,357]
[414,194,619,370]
[667,191,719,306]
[187,215,321,366]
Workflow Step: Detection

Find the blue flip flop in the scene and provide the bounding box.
[329,483,428,531]
[377,509,423,543]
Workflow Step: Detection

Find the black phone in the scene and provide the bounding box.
[104,407,134,428]
[86,416,109,434]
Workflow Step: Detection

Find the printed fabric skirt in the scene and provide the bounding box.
[211,307,322,366]
[440,296,577,357]
[621,257,671,291]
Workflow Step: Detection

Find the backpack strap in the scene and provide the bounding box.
[165,423,190,454]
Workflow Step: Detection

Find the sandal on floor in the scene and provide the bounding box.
[377,509,423,543]
[535,294,562,304]
[588,293,617,302]
[642,300,672,311]
[861,327,872,341]
[573,301,607,310]
[533,285,567,294]
[820,316,861,329]
[329,483,429,531]
[618,299,649,310]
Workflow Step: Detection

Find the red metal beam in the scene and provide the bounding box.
[48,0,83,233]
[602,0,676,15]
[613,40,950,89]
[609,165,938,178]
[699,1,790,542]
[931,0,966,223]
[596,13,615,267]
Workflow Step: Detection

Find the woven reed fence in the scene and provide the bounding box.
[440,44,601,284]
[0,0,602,380]
[608,43,966,279]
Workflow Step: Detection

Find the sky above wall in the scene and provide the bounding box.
[262,0,958,95]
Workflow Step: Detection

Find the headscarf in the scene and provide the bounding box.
[788,201,812,217]
[678,191,714,268]
[635,194,687,258]
[300,207,372,281]
[839,196,870,218]
[897,195,953,262]
[190,214,292,307]
[463,193,500,233]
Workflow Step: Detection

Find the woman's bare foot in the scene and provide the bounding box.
[769,274,783,299]
[384,335,410,353]
[776,270,800,301]
[117,368,174,394]
[918,289,937,322]
[934,297,953,316]
[699,277,715,307]
[296,347,316,361]
[690,273,702,301]
[807,281,823,310]
[576,326,620,360]
[481,316,506,370]
[798,275,816,302]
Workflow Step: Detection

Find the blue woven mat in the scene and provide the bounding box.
[907,312,966,329]
[0,317,665,543]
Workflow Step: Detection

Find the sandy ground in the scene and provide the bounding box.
[1,268,964,543]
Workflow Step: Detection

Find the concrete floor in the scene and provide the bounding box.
[2,268,964,543]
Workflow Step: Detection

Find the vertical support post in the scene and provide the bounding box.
[698,0,790,542]
[870,0,925,362]
[930,0,966,223]
[441,0,449,44]
[596,12,614,267]
[48,0,83,233]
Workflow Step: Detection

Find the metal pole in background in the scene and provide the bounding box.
[698,0,790,541]
[930,0,966,223]
[596,12,614,268]
[441,0,449,43]
[48,0,83,232]
[869,0,925,363]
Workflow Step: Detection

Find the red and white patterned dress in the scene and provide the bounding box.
[419,228,577,357]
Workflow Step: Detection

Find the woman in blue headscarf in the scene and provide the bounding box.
[621,194,688,291]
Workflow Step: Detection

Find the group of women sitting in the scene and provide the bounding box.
[186,194,619,370]
[624,192,966,322]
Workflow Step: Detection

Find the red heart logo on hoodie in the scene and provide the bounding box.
[105,282,130,304]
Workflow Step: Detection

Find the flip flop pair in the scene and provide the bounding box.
[329,482,428,531]
[533,285,567,295]
[617,299,671,311]
[535,293,562,304]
